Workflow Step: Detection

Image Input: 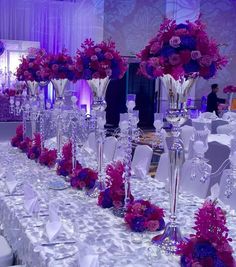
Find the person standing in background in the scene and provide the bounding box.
[206,83,225,116]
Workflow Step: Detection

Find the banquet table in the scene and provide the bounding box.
[0,142,236,267]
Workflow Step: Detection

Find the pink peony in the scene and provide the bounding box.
[91,55,98,61]
[104,52,113,60]
[199,55,212,67]
[169,54,181,65]
[146,220,160,231]
[94,47,102,53]
[191,50,202,60]
[132,202,143,214]
[169,36,181,48]
[150,42,162,54]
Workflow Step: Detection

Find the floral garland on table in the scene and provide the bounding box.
[27,133,42,160]
[42,50,77,81]
[223,85,236,94]
[76,39,128,80]
[11,124,24,148]
[18,137,32,153]
[98,161,134,209]
[16,48,48,82]
[70,167,98,190]
[124,199,165,233]
[138,18,227,80]
[177,200,235,267]
[57,141,82,177]
[39,148,57,167]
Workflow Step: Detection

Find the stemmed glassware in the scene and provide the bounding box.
[152,113,164,150]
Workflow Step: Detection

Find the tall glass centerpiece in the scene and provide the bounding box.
[138,18,227,254]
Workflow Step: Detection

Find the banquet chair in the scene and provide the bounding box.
[0,235,13,267]
[103,136,117,162]
[180,125,194,152]
[219,169,236,211]
[113,145,125,162]
[155,152,170,183]
[131,145,153,178]
[222,111,236,121]
[211,120,229,134]
[192,119,212,132]
[201,112,218,120]
[217,123,236,135]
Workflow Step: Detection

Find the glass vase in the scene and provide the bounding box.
[152,74,197,254]
[26,81,39,101]
[88,77,110,112]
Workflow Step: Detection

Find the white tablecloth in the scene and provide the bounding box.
[0,142,236,267]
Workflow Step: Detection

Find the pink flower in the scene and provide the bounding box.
[169,54,181,65]
[91,55,98,61]
[169,36,181,48]
[94,47,102,53]
[191,50,202,60]
[92,72,100,79]
[146,220,160,231]
[104,52,113,60]
[132,202,142,214]
[105,69,112,76]
[150,42,162,54]
[192,261,203,267]
[199,55,212,67]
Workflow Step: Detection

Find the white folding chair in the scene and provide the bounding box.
[131,145,153,178]
[103,136,117,162]
[219,169,236,211]
[155,152,169,183]
[0,235,13,267]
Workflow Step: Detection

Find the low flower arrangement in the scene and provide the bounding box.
[76,39,128,80]
[27,133,42,160]
[11,124,24,147]
[39,148,57,167]
[138,18,227,80]
[124,199,165,233]
[18,137,32,153]
[177,200,235,267]
[70,167,98,190]
[42,50,77,81]
[57,141,82,177]
[16,48,48,82]
[98,161,134,209]
[223,85,236,94]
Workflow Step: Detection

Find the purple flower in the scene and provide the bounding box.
[183,60,200,73]
[131,217,146,232]
[180,36,196,50]
[160,45,176,57]
[193,241,216,259]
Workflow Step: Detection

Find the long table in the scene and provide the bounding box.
[0,142,236,267]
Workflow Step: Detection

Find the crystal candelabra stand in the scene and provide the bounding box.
[152,74,197,254]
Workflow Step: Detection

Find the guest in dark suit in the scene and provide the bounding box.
[206,83,225,116]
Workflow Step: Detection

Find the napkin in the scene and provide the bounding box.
[133,166,147,179]
[78,242,99,267]
[23,183,39,214]
[45,202,62,242]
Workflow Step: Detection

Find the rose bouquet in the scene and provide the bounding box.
[70,167,98,190]
[138,18,227,80]
[76,38,128,80]
[16,48,48,82]
[98,161,134,209]
[27,133,42,160]
[223,85,236,94]
[11,124,24,147]
[177,200,235,267]
[42,50,77,81]
[39,148,57,167]
[124,199,165,233]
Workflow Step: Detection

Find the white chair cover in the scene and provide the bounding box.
[219,169,236,211]
[217,123,236,135]
[211,120,229,134]
[181,159,211,198]
[200,112,218,120]
[155,152,169,183]
[103,136,117,162]
[222,111,236,122]
[192,119,212,131]
[131,145,153,177]
[85,132,97,153]
[0,235,13,267]
[180,125,194,152]
[113,145,125,162]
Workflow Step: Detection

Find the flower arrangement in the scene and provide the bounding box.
[98,161,134,209]
[16,48,48,82]
[42,50,76,81]
[70,167,98,190]
[57,141,82,176]
[0,40,5,55]
[124,199,165,232]
[223,85,236,94]
[18,137,32,153]
[39,148,57,167]
[11,124,24,147]
[27,133,42,160]
[76,39,128,80]
[138,18,227,80]
[177,200,235,267]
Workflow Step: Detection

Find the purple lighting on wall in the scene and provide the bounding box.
[75,80,93,114]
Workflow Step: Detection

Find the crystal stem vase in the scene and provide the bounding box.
[152,74,197,254]
[88,77,110,112]
[51,78,68,159]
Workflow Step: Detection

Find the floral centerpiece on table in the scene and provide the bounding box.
[223,85,236,94]
[16,48,48,82]
[177,200,235,267]
[124,199,165,233]
[57,141,82,177]
[18,137,32,153]
[70,167,98,190]
[39,148,57,167]
[11,124,24,147]
[138,18,227,80]
[76,39,128,80]
[27,133,41,160]
[98,161,134,209]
